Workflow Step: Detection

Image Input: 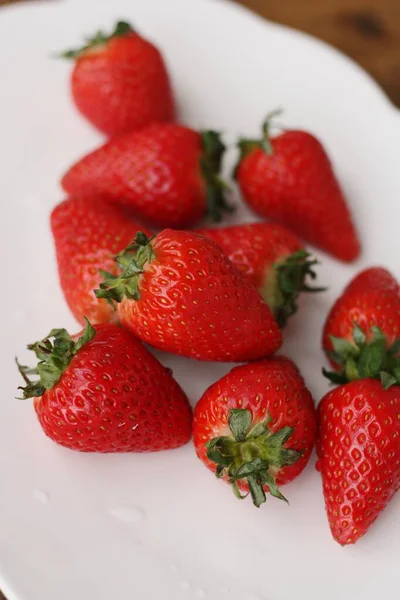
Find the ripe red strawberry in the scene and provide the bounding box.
[319,322,400,544]
[198,222,324,327]
[16,321,192,452]
[323,267,400,370]
[61,21,175,136]
[50,196,152,326]
[317,377,400,545]
[193,357,317,506]
[95,230,282,362]
[235,113,360,262]
[61,124,230,228]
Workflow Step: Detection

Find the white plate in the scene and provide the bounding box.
[1,1,400,599]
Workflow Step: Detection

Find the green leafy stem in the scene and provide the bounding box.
[95,231,155,306]
[324,324,400,389]
[206,408,302,507]
[60,21,134,59]
[273,250,326,328]
[16,318,96,399]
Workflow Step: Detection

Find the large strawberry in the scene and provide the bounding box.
[317,333,400,544]
[95,230,282,362]
[193,357,317,506]
[235,112,360,262]
[61,124,230,228]
[198,222,324,327]
[323,267,400,371]
[61,21,175,136]
[50,196,151,325]
[16,321,192,452]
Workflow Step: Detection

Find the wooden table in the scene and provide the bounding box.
[238,0,400,107]
[0,0,397,598]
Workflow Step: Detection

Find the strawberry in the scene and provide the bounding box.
[317,375,400,544]
[16,321,192,452]
[193,356,317,506]
[50,196,152,326]
[198,222,324,327]
[319,323,400,544]
[323,267,400,371]
[61,124,231,228]
[61,21,175,136]
[95,230,282,362]
[235,112,360,262]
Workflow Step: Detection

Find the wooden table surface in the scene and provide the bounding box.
[0,0,398,598]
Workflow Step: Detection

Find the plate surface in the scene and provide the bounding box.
[1,1,400,599]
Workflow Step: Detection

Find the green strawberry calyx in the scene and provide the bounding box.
[235,108,283,174]
[200,131,234,222]
[323,324,400,389]
[16,318,96,399]
[60,21,134,59]
[262,250,326,328]
[95,232,155,306]
[206,408,302,507]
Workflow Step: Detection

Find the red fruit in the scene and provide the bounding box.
[61,124,230,228]
[235,113,360,262]
[317,379,400,545]
[50,196,151,325]
[95,230,282,362]
[16,321,192,452]
[199,222,324,327]
[193,357,317,506]
[62,21,174,136]
[323,267,400,370]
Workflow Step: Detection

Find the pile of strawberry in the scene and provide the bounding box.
[16,21,400,547]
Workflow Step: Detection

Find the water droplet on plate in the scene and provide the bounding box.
[170,563,179,572]
[221,588,229,594]
[109,505,145,524]
[33,489,49,504]
[195,589,205,598]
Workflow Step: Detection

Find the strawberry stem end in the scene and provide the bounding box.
[200,131,234,222]
[323,325,400,388]
[95,232,155,306]
[206,408,301,507]
[16,319,96,399]
[59,20,135,59]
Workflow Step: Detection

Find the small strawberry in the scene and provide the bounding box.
[193,357,317,506]
[50,196,152,325]
[61,124,231,228]
[16,321,192,452]
[317,336,400,544]
[95,230,282,362]
[61,21,175,136]
[198,222,324,327]
[323,267,400,371]
[235,112,360,262]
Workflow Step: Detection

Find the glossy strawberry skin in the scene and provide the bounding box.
[198,222,303,292]
[34,324,192,452]
[236,131,360,262]
[316,379,400,545]
[50,197,151,325]
[62,124,209,229]
[323,267,400,366]
[194,357,317,490]
[117,230,282,361]
[71,32,174,136]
